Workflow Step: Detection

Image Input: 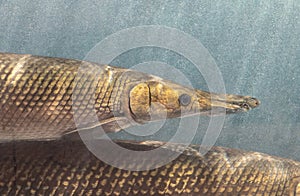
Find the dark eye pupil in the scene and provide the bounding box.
[179,94,191,106]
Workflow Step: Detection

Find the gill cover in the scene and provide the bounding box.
[129,81,184,124]
[129,83,151,122]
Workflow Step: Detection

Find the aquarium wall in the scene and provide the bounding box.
[0,1,299,161]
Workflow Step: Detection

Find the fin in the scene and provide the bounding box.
[114,140,202,156]
[64,116,134,136]
[0,136,63,143]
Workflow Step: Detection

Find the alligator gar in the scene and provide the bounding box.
[0,138,299,195]
[0,53,259,141]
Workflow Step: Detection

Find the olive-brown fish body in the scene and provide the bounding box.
[0,53,136,140]
[0,138,299,195]
[0,53,259,141]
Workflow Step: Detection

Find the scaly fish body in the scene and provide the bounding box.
[0,53,259,141]
[0,138,299,195]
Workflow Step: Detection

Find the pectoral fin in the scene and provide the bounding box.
[64,117,133,137]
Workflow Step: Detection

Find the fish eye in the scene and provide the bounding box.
[179,94,191,106]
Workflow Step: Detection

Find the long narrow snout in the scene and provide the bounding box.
[197,90,260,115]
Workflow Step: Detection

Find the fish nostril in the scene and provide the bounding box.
[245,97,260,108]
[251,98,260,106]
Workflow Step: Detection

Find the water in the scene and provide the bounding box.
[0,0,299,161]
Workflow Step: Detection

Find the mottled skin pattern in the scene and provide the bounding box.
[0,138,299,195]
[0,53,259,141]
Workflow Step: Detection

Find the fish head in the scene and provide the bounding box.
[128,78,260,123]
